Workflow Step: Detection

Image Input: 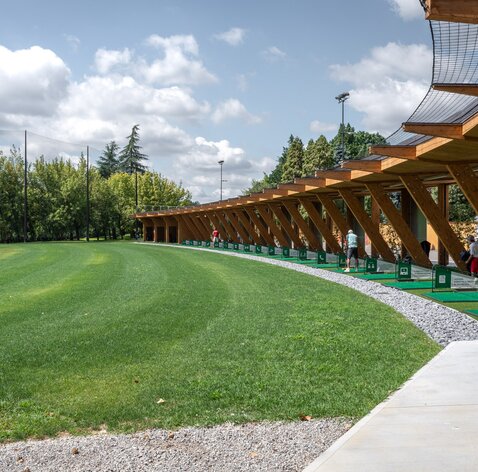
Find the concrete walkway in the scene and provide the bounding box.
[304,341,478,472]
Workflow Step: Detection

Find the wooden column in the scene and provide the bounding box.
[243,207,275,246]
[235,209,263,245]
[299,197,341,253]
[400,175,467,271]
[255,205,289,247]
[371,197,380,258]
[437,184,450,266]
[268,204,303,248]
[338,188,395,262]
[447,163,478,215]
[366,183,432,267]
[224,210,253,243]
[317,194,366,257]
[153,223,158,242]
[282,200,321,250]
[164,219,170,243]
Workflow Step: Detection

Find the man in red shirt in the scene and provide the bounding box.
[212,228,219,243]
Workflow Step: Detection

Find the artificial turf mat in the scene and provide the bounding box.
[467,309,478,316]
[353,273,397,280]
[384,281,433,290]
[424,291,478,302]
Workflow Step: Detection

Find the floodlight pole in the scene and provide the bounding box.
[335,92,350,164]
[218,160,224,201]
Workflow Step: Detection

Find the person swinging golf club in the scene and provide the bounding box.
[344,229,359,272]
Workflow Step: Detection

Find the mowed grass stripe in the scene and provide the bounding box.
[0,242,440,441]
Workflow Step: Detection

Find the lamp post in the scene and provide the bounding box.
[335,91,349,164]
[218,160,225,201]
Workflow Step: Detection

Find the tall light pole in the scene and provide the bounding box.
[218,160,225,201]
[335,91,349,164]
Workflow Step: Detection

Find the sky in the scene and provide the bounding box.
[0,0,433,202]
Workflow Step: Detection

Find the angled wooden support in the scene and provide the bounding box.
[243,208,275,246]
[299,198,341,253]
[447,163,478,214]
[205,212,228,240]
[255,205,289,247]
[365,183,432,268]
[268,204,303,248]
[371,197,380,258]
[224,210,253,243]
[182,215,203,240]
[317,194,365,257]
[214,212,239,242]
[187,214,209,240]
[196,213,212,238]
[235,209,263,245]
[281,200,321,250]
[339,189,395,262]
[438,184,450,266]
[400,175,467,272]
[424,0,478,23]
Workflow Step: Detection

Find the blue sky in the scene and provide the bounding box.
[0,0,432,202]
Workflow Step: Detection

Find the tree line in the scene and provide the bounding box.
[0,125,192,243]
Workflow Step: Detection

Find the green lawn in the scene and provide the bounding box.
[0,242,440,441]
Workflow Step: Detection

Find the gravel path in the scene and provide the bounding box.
[3,244,478,471]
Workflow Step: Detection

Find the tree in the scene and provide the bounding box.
[97,141,120,178]
[118,125,148,175]
[303,135,334,175]
[281,135,304,182]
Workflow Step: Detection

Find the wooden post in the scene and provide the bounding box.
[438,184,449,266]
[224,210,253,243]
[400,175,467,271]
[236,209,264,245]
[206,212,229,241]
[215,211,238,242]
[366,183,432,267]
[371,197,380,258]
[447,163,478,215]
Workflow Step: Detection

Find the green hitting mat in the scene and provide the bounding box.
[467,310,478,316]
[384,281,433,290]
[353,273,396,280]
[425,291,478,302]
[309,263,339,269]
[330,268,366,274]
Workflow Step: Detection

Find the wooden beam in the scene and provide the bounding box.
[370,145,417,160]
[214,211,239,242]
[255,205,289,247]
[425,0,478,23]
[437,184,450,266]
[195,213,212,238]
[224,210,253,244]
[433,83,478,97]
[243,207,275,246]
[400,174,467,272]
[316,169,352,181]
[182,215,202,240]
[342,160,382,173]
[204,212,224,240]
[317,193,366,257]
[402,122,464,140]
[268,204,303,248]
[294,177,326,188]
[235,209,263,245]
[365,183,432,268]
[339,189,395,263]
[299,198,342,253]
[371,197,380,258]
[282,200,321,250]
[188,214,209,240]
[447,163,478,215]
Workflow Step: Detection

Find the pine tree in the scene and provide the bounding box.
[118,125,148,175]
[97,141,120,178]
[281,135,304,182]
[303,135,334,175]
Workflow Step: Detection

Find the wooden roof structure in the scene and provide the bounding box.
[135,0,478,272]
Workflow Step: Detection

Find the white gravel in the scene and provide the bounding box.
[2,243,478,472]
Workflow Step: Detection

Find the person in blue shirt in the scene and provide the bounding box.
[344,229,359,272]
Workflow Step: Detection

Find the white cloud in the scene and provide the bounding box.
[172,137,275,202]
[212,99,262,124]
[94,48,132,74]
[330,42,432,135]
[143,34,217,85]
[214,27,246,46]
[0,45,70,116]
[262,46,286,63]
[310,120,338,134]
[388,0,424,21]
